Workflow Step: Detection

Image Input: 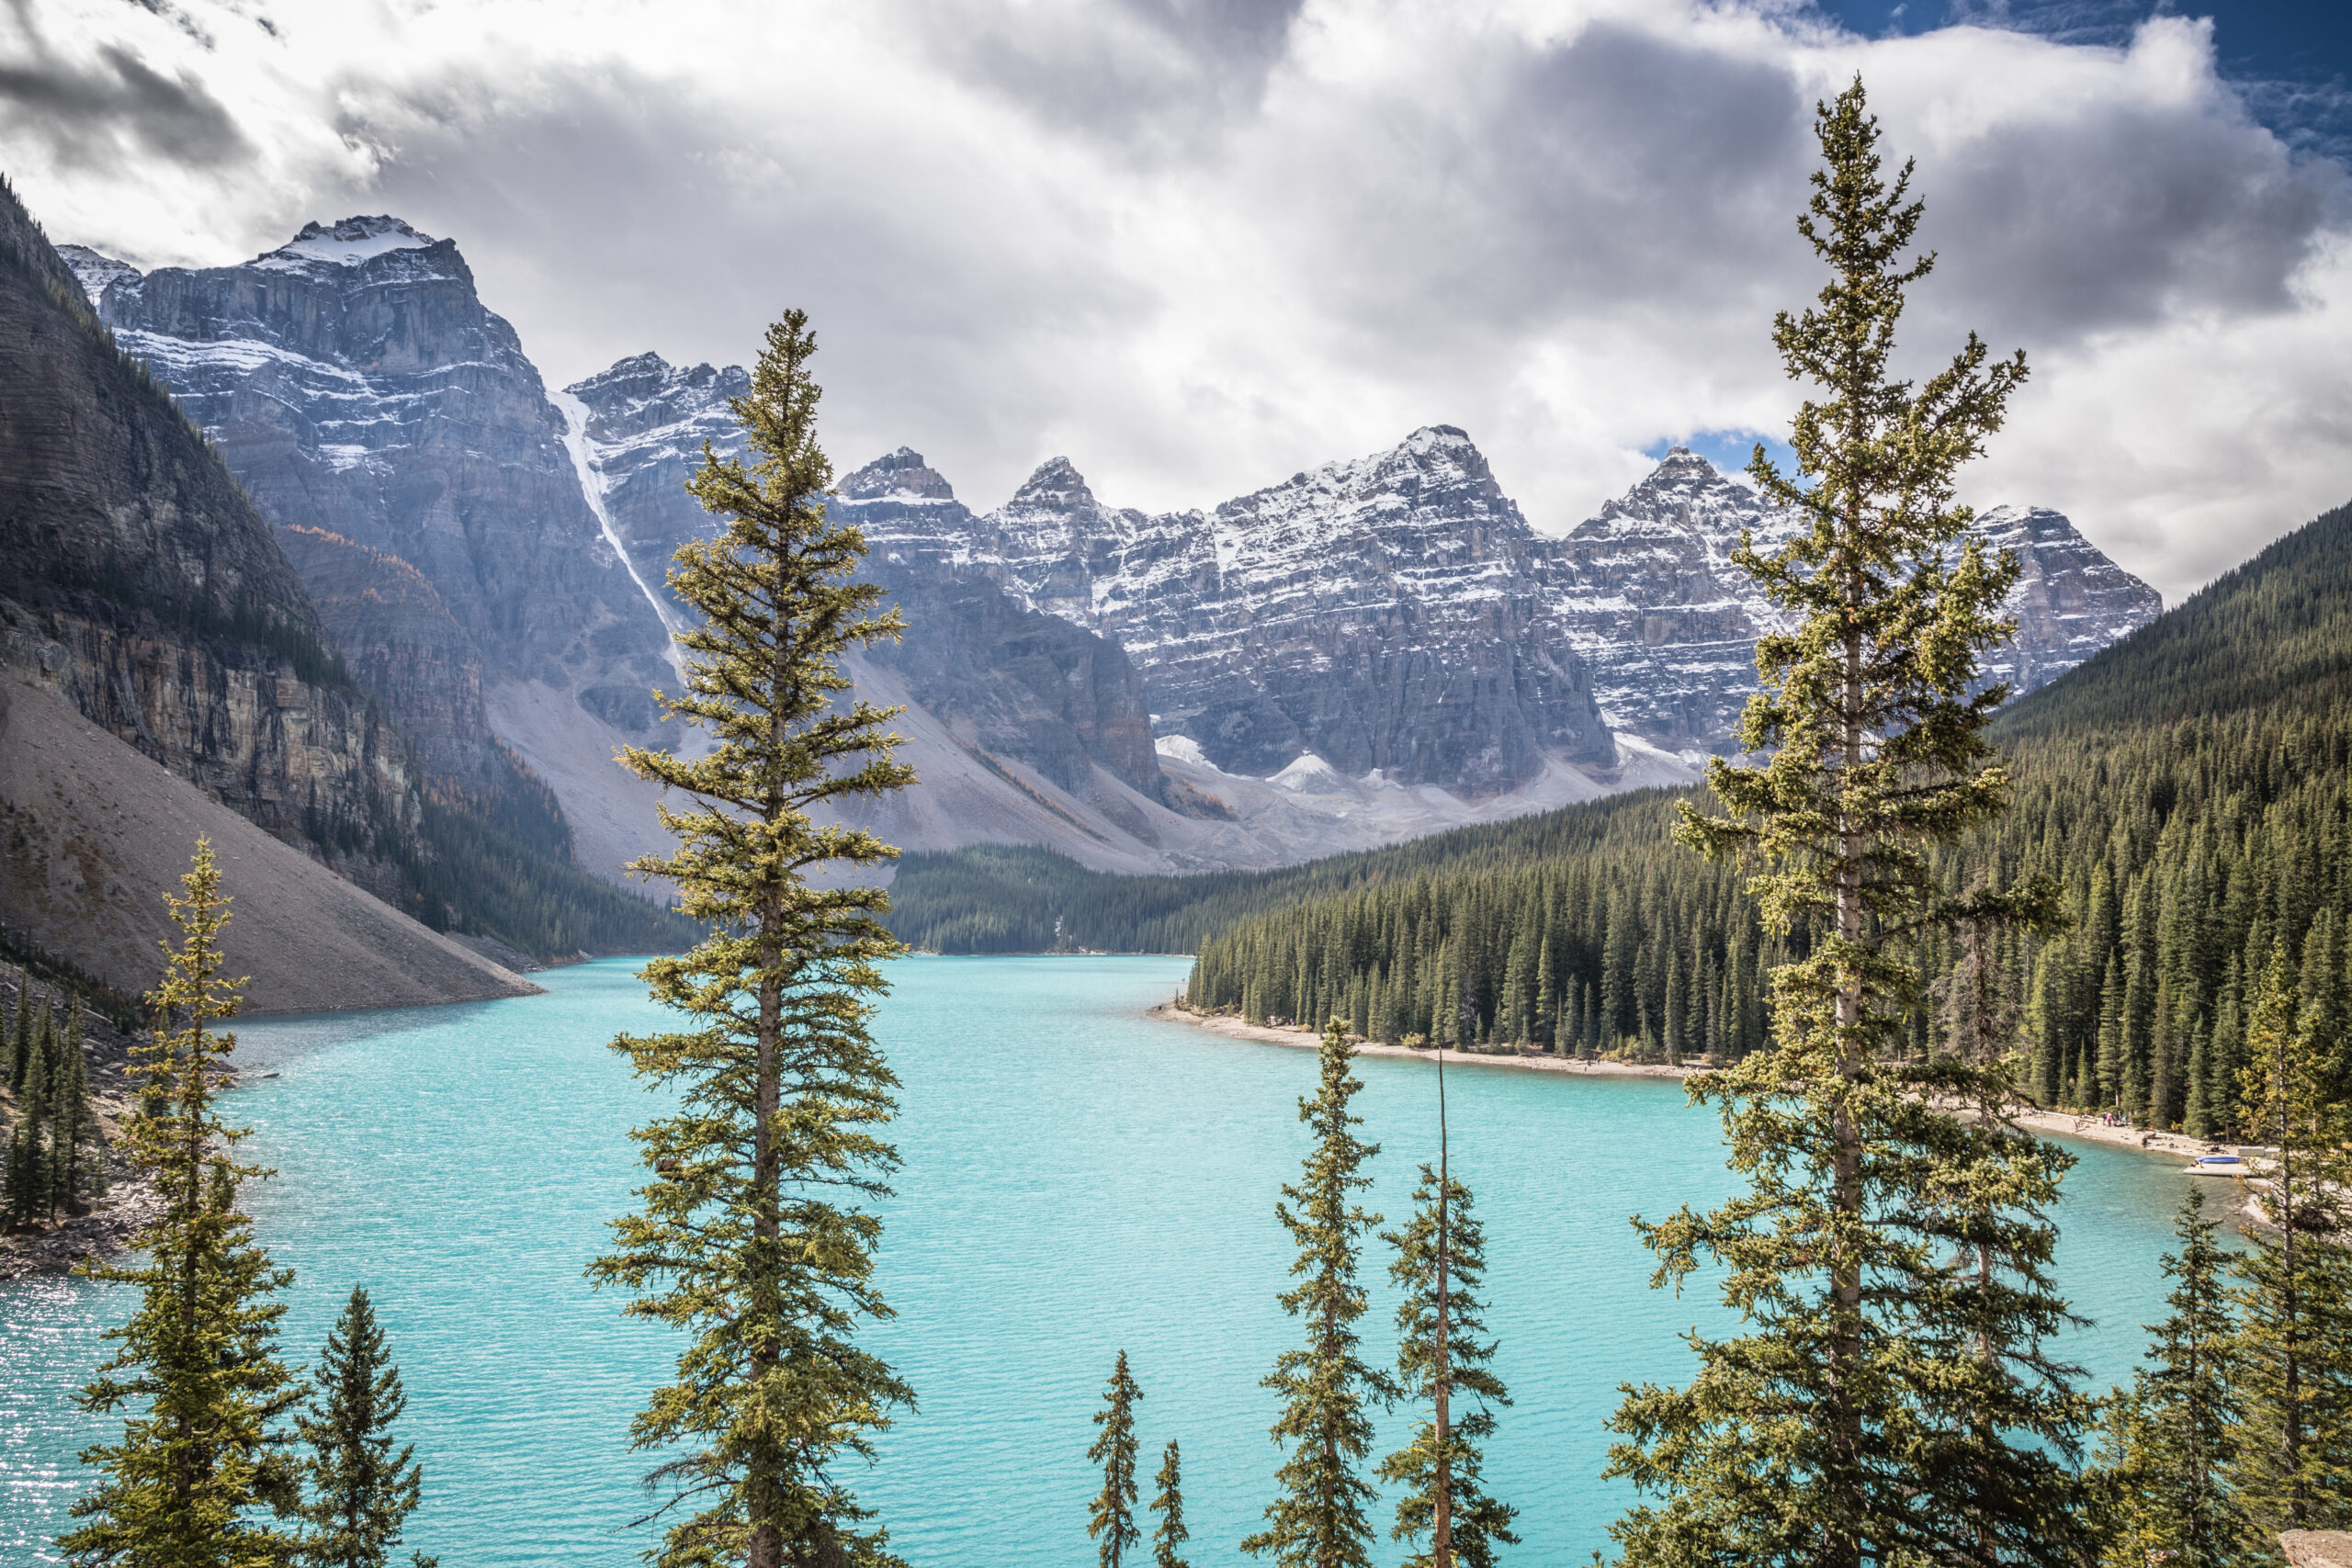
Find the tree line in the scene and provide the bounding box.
[1183,661,2352,1140]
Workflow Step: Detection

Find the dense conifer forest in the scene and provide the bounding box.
[891,498,2352,1132]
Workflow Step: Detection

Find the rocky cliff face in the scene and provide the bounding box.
[831,448,1168,807]
[1973,504,2165,696]
[0,186,415,883]
[1530,449,2163,751]
[976,427,1618,793]
[560,359,1175,812]
[562,352,748,618]
[272,525,499,796]
[84,218,676,740]
[1532,446,1800,750]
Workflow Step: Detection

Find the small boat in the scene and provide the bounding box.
[2183,1153,2248,1177]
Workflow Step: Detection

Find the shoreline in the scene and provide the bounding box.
[1148,1005,2242,1170]
[1147,1003,1703,1080]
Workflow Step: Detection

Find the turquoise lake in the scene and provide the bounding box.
[4,954,2200,1564]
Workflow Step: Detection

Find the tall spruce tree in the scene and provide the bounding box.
[587,310,917,1568]
[1151,1439,1190,1568]
[1089,1350,1143,1568]
[2094,1188,2253,1565]
[2226,940,2352,1531]
[294,1285,433,1568]
[1242,1019,1395,1568]
[62,838,304,1563]
[1378,1145,1515,1568]
[1605,78,2093,1566]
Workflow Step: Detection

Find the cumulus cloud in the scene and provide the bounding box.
[0,0,2346,600]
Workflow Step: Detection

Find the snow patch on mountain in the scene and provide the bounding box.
[256,216,435,271]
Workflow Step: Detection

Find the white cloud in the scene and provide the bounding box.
[2,0,2345,600]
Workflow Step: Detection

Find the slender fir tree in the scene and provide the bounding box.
[294,1285,433,1568]
[2093,1188,2253,1565]
[4,1107,37,1227]
[1378,1132,1515,1567]
[1089,1350,1143,1568]
[62,837,304,1563]
[1150,1439,1190,1568]
[1606,78,2092,1567]
[7,976,32,1089]
[52,1021,100,1213]
[586,310,917,1568]
[2226,941,2352,1532]
[1242,1019,1396,1568]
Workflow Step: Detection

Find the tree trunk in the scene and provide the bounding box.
[1829,574,1865,1568]
[748,638,791,1568]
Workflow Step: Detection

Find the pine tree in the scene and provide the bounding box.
[1150,1439,1189,1568]
[1606,79,2088,1567]
[1242,1019,1395,1568]
[41,999,97,1215]
[1378,1055,1516,1568]
[2094,1188,2254,1566]
[586,310,917,1568]
[7,975,30,1090]
[1088,1350,1143,1568]
[4,1108,37,1227]
[294,1285,433,1568]
[2226,940,2352,1531]
[62,837,304,1563]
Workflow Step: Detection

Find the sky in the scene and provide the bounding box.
[3,0,2348,602]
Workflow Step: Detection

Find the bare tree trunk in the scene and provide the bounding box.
[1434,1048,1451,1568]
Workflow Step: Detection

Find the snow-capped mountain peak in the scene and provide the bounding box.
[56,243,141,306]
[1009,455,1104,513]
[842,447,957,503]
[258,215,436,270]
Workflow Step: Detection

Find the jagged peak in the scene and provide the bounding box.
[57,243,141,306]
[1009,455,1098,512]
[568,351,676,396]
[257,215,438,270]
[841,446,956,503]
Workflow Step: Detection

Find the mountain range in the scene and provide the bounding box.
[46,209,2163,900]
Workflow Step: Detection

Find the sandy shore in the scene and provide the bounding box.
[1148,1003,1702,1080]
[1149,1005,2245,1173]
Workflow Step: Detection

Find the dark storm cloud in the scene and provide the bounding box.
[1266,16,2342,363]
[0,39,248,167]
[1917,93,2344,344]
[896,0,1308,151]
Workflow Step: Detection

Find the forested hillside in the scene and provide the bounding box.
[892,499,2352,1135]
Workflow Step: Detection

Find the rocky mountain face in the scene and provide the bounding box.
[271,525,502,797]
[0,181,536,1005]
[973,428,1617,793]
[1973,504,2165,695]
[1531,450,2162,750]
[0,187,414,879]
[561,360,1177,827]
[1532,446,1802,750]
[62,195,2154,882]
[79,217,676,754]
[562,351,748,622]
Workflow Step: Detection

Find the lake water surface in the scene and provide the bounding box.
[3,955,2198,1564]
